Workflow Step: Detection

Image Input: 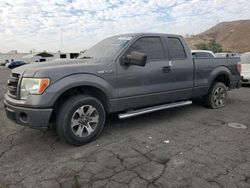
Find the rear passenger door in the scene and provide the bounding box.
[163,37,194,98]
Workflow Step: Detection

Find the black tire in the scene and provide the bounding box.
[204,82,228,109]
[56,95,106,146]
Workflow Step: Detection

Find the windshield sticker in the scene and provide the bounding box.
[113,37,132,46]
[118,37,132,41]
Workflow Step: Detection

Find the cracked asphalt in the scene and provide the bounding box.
[0,67,250,188]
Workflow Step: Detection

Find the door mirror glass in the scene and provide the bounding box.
[123,51,147,66]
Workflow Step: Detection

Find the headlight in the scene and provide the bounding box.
[20,78,50,100]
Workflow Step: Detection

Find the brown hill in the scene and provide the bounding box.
[187,20,250,53]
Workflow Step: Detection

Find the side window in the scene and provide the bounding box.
[127,37,165,60]
[167,38,186,59]
[198,53,204,57]
[195,52,203,58]
[196,52,214,58]
[206,53,214,58]
[60,54,67,59]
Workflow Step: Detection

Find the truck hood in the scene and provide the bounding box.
[12,58,102,77]
[12,58,114,83]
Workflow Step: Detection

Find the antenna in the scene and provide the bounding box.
[60,24,63,52]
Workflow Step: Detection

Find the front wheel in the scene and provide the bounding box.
[56,95,106,146]
[204,82,228,109]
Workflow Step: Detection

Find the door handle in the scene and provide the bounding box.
[162,60,173,73]
[162,66,171,73]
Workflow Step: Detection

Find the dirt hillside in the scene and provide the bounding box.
[187,20,250,53]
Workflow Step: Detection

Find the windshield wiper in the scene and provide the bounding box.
[80,56,92,59]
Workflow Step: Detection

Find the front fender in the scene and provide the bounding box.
[22,74,116,108]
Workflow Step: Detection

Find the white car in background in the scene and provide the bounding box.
[191,50,215,58]
[215,52,240,58]
[241,52,250,85]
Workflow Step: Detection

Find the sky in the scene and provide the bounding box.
[0,0,250,53]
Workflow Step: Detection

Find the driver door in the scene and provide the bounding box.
[117,36,174,111]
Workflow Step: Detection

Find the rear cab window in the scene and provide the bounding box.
[166,37,186,59]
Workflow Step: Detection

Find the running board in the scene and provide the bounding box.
[118,101,192,119]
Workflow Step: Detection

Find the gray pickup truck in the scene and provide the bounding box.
[4,33,241,145]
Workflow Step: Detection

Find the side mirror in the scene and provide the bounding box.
[123,51,147,67]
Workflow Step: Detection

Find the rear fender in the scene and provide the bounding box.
[208,66,232,86]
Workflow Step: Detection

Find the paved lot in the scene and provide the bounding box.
[0,67,250,188]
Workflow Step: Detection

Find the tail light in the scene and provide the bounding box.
[237,63,241,74]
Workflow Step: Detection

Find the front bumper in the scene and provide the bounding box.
[4,99,53,129]
[241,77,250,85]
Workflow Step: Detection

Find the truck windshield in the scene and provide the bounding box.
[78,36,132,59]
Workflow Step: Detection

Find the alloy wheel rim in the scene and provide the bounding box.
[71,105,99,137]
[213,87,226,107]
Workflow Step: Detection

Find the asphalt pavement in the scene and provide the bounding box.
[0,67,250,188]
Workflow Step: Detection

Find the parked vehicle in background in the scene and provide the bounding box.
[7,61,26,69]
[5,59,14,68]
[192,50,215,58]
[240,52,250,85]
[1,60,11,66]
[5,62,10,68]
[2,60,9,67]
[4,33,241,146]
[215,53,240,58]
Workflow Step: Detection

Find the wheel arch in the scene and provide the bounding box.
[49,85,110,123]
[47,74,116,123]
[53,85,109,110]
[213,74,230,87]
[209,66,232,88]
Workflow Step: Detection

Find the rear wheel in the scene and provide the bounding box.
[56,95,106,146]
[204,82,228,109]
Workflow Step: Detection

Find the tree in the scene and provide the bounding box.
[196,43,208,50]
[207,40,223,53]
[196,40,223,53]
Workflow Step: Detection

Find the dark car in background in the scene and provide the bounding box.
[7,61,26,69]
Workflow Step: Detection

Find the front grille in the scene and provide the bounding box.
[242,79,250,83]
[7,73,20,98]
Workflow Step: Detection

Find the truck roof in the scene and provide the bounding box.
[110,33,183,38]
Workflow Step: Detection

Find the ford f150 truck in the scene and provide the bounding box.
[4,33,241,146]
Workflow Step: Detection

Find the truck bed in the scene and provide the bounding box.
[192,57,241,97]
